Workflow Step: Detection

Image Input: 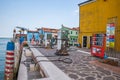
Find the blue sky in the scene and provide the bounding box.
[0,0,86,37]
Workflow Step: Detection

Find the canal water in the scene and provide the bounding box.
[0,38,11,80]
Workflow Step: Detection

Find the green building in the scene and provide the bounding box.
[68,28,79,46]
[61,25,69,39]
[61,25,79,46]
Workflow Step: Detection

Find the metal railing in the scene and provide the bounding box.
[105,29,120,59]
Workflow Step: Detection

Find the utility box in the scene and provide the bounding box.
[91,34,106,58]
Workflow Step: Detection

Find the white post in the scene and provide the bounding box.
[45,33,47,47]
[57,30,62,50]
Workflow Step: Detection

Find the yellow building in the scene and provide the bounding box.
[78,0,120,51]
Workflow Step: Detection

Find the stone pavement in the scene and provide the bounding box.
[36,47,120,80]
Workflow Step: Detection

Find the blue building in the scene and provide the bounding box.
[27,30,40,42]
[37,27,52,40]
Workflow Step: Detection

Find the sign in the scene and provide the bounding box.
[106,23,115,48]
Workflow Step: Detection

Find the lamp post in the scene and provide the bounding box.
[13,29,16,41]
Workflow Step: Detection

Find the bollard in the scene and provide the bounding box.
[104,54,108,59]
[4,41,15,80]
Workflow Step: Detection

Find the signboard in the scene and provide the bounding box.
[106,23,115,48]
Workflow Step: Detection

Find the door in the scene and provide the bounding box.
[90,36,92,48]
[83,36,87,47]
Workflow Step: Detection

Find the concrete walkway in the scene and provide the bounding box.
[18,47,72,80]
[36,47,120,80]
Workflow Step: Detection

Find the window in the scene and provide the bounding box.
[76,32,77,34]
[71,31,72,34]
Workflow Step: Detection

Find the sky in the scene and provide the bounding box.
[0,0,87,37]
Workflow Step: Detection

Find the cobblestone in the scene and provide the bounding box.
[36,47,120,80]
[113,73,120,79]
[69,74,79,79]
[103,76,115,80]
[78,78,84,80]
[77,73,88,77]
[86,77,95,80]
[96,67,111,75]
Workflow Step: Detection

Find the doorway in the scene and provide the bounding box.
[83,36,87,47]
[90,36,92,48]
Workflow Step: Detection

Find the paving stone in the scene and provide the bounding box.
[103,70,111,75]
[78,64,87,66]
[92,72,99,74]
[81,71,91,74]
[103,76,115,80]
[65,70,77,73]
[89,65,96,69]
[69,74,79,79]
[97,74,102,78]
[77,73,88,77]
[96,67,104,71]
[99,72,105,76]
[82,67,89,69]
[78,78,84,80]
[113,73,120,76]
[113,73,120,79]
[85,77,95,80]
[97,79,102,80]
[114,74,120,77]
[87,74,96,76]
[81,69,92,71]
[117,78,120,80]
[96,67,111,75]
[36,48,120,80]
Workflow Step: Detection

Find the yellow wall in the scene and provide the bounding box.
[79,0,120,51]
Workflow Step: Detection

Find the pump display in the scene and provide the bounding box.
[91,34,106,58]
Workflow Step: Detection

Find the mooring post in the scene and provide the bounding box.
[4,41,15,80]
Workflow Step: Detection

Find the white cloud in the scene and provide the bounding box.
[73,8,79,15]
[75,9,79,13]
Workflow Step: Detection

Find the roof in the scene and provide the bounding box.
[61,25,71,29]
[61,25,79,31]
[70,27,79,31]
[42,27,59,33]
[16,34,27,37]
[16,26,28,31]
[28,30,39,33]
[78,0,95,6]
[51,29,59,33]
[36,28,42,31]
